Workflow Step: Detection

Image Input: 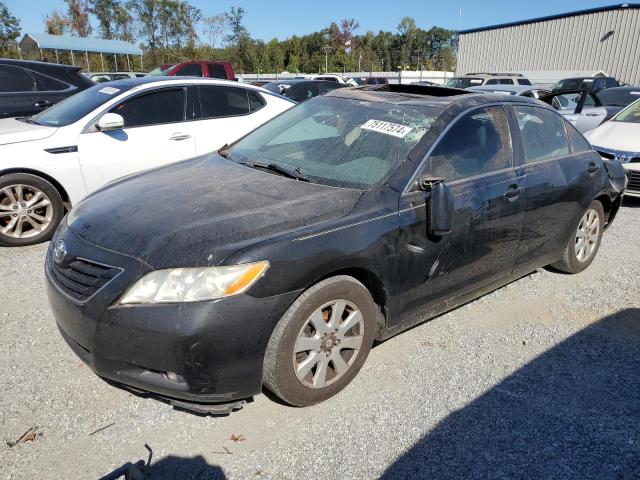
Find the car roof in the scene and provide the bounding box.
[0,58,82,73]
[100,76,265,92]
[325,84,541,110]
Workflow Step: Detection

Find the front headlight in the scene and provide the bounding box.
[119,261,269,305]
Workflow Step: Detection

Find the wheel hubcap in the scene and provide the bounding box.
[0,184,53,239]
[293,299,364,389]
[575,208,599,262]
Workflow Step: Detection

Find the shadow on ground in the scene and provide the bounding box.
[99,454,226,480]
[382,308,640,480]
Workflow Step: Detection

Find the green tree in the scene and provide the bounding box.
[65,0,92,37]
[44,11,70,36]
[90,0,133,41]
[0,2,20,55]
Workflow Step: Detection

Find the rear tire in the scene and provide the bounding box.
[263,276,377,407]
[0,173,65,247]
[551,200,604,274]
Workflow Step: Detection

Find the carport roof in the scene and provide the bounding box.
[20,33,143,56]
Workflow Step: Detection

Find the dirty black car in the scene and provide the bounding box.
[46,85,627,413]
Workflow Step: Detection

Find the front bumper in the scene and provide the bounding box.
[46,224,301,404]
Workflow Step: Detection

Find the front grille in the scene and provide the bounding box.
[48,257,121,302]
[628,170,640,193]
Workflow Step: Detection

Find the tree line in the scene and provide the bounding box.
[0,0,457,74]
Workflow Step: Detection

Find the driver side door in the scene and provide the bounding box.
[77,87,196,194]
[395,105,525,328]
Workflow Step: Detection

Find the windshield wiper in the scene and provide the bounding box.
[239,161,310,182]
[218,144,231,159]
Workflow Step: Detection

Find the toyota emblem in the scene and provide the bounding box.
[53,240,67,265]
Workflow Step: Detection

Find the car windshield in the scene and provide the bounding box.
[227,96,440,189]
[31,83,132,127]
[445,77,483,88]
[147,65,175,76]
[613,99,640,124]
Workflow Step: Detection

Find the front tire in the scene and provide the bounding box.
[552,200,604,274]
[0,173,65,247]
[263,276,377,406]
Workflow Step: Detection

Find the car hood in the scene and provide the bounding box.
[0,118,57,145]
[585,121,640,152]
[67,154,362,268]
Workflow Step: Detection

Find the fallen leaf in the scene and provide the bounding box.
[229,434,245,442]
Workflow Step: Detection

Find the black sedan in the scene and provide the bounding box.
[262,79,346,102]
[0,59,94,118]
[46,85,626,413]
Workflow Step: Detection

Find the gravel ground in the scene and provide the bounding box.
[1,200,639,480]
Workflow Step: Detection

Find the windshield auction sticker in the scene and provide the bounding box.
[361,120,413,138]
[98,87,120,95]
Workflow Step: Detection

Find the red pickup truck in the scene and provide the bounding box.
[148,61,236,80]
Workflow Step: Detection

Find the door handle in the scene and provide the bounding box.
[169,133,191,141]
[585,112,604,117]
[586,163,601,176]
[503,185,524,202]
[34,100,51,108]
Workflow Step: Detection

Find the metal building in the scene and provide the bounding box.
[457,4,640,85]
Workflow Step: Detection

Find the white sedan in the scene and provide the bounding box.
[585,98,640,198]
[0,78,294,246]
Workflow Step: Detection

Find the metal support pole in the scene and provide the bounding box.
[140,55,143,71]
[127,54,131,71]
[39,48,43,61]
[100,52,104,71]
[114,53,117,71]
[85,51,90,72]
[55,49,59,63]
[70,50,75,66]
[17,44,22,59]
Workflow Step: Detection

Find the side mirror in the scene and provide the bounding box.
[419,175,454,236]
[96,113,124,132]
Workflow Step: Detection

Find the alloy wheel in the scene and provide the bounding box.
[293,299,364,389]
[0,184,53,239]
[575,208,600,262]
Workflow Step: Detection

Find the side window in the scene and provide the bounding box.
[32,71,69,91]
[498,79,514,85]
[518,78,532,86]
[208,63,228,79]
[427,106,512,181]
[112,89,185,128]
[198,86,250,118]
[566,122,592,153]
[514,106,570,163]
[248,91,266,112]
[175,64,203,77]
[485,79,498,85]
[0,65,35,92]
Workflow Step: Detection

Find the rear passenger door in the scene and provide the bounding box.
[396,105,525,326]
[190,85,268,155]
[510,105,601,274]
